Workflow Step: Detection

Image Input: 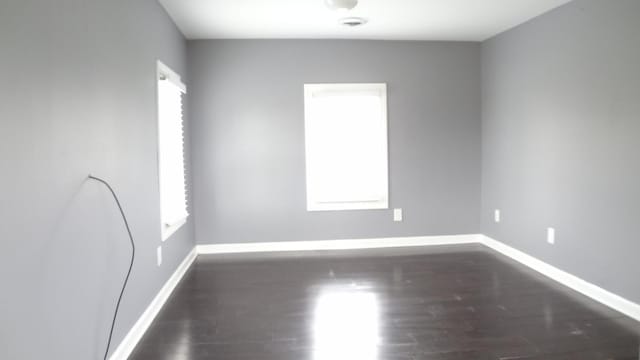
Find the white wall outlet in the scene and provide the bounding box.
[157,246,163,266]
[393,208,403,222]
[547,228,556,245]
[494,209,501,223]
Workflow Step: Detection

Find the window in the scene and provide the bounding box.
[304,83,389,211]
[157,61,188,240]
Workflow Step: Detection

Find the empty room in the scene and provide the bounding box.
[2,0,640,359]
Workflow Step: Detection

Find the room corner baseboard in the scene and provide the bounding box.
[108,247,197,360]
[197,234,640,322]
[109,234,640,360]
[479,235,640,323]
[196,234,481,255]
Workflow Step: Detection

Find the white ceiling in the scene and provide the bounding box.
[159,0,573,41]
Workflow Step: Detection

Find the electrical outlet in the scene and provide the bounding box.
[547,228,556,245]
[393,208,403,222]
[494,209,501,223]
[157,246,163,266]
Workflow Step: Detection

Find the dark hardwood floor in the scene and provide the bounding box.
[130,245,640,359]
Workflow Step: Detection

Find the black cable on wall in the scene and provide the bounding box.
[88,175,136,360]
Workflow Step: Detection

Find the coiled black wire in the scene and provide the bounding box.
[88,175,136,360]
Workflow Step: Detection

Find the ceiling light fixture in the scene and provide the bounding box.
[325,0,359,11]
[338,16,368,27]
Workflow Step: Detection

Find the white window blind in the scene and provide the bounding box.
[157,62,188,240]
[304,83,389,211]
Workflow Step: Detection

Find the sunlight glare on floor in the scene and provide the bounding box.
[313,290,380,360]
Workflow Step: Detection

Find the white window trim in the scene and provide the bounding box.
[157,61,189,241]
[157,61,186,92]
[304,83,389,212]
[162,217,188,242]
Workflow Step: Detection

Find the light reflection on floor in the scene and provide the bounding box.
[174,321,193,360]
[313,290,380,360]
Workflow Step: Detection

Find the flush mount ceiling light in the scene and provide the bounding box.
[325,0,359,11]
[338,17,368,27]
[325,0,367,28]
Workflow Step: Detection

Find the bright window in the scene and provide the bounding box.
[157,61,188,240]
[304,83,389,211]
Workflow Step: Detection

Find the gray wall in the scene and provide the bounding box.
[482,0,640,303]
[188,40,482,244]
[8,0,639,356]
[0,0,194,358]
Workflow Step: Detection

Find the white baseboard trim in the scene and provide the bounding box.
[198,234,640,322]
[108,247,197,360]
[108,233,640,360]
[196,234,480,255]
[479,235,640,322]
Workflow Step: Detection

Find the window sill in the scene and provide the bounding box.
[161,216,188,242]
[307,200,389,212]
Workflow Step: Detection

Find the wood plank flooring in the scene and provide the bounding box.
[130,245,640,359]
